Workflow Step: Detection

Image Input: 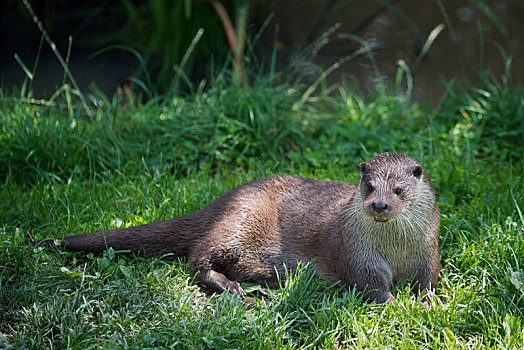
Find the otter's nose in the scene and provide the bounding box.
[372,202,388,213]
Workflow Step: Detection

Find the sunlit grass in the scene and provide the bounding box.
[0,72,523,348]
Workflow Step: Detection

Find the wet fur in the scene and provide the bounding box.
[35,153,440,303]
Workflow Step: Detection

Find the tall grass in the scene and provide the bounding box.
[0,75,307,184]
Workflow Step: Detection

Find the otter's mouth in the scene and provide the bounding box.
[373,217,390,223]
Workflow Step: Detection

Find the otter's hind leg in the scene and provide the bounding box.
[188,246,248,297]
[194,269,246,297]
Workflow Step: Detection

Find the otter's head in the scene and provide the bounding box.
[358,153,430,223]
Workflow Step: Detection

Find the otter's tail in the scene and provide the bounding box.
[31,217,198,258]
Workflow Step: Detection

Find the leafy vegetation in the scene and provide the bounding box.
[1,59,523,348]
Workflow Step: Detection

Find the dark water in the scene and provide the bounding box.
[1,0,522,107]
[266,0,524,106]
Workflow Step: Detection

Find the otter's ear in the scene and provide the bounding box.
[360,162,368,174]
[412,165,423,178]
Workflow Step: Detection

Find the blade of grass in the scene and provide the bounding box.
[412,23,446,72]
[22,0,94,118]
[89,44,156,98]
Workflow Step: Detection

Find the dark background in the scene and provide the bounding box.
[1,0,522,106]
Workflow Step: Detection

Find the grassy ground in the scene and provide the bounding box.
[0,72,523,348]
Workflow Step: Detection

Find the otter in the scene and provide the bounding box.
[35,153,440,303]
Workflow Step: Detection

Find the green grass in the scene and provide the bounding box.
[0,71,523,348]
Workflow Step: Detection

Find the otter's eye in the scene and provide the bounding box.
[366,183,374,192]
[394,188,403,196]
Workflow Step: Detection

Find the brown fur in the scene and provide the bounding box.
[35,153,440,303]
